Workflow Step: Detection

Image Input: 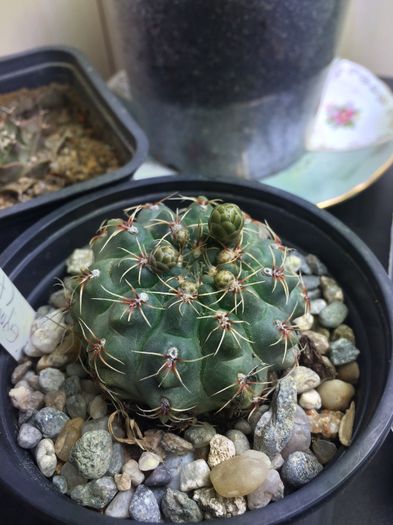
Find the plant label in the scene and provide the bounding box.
[0,268,35,361]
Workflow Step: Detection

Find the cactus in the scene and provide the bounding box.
[70,195,307,424]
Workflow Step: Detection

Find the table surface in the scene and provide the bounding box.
[2,82,393,524]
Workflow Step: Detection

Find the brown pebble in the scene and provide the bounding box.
[54,418,84,461]
[332,324,356,343]
[161,432,193,455]
[45,390,67,411]
[318,379,355,411]
[210,455,268,497]
[11,361,32,384]
[337,362,360,384]
[306,409,343,439]
[339,401,356,447]
[114,472,132,491]
[143,429,166,458]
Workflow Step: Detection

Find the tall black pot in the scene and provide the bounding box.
[110,0,348,179]
[0,177,393,525]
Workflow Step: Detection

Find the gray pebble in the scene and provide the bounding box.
[129,485,162,522]
[281,451,323,487]
[254,376,297,458]
[71,477,117,509]
[233,419,252,435]
[248,404,270,431]
[61,462,87,492]
[107,443,126,476]
[320,276,344,303]
[180,459,211,491]
[151,487,166,505]
[145,463,172,487]
[18,409,37,426]
[66,363,87,378]
[17,423,42,449]
[53,475,68,494]
[312,439,338,465]
[302,275,320,291]
[66,394,87,419]
[162,488,203,523]
[281,406,311,459]
[310,299,327,315]
[319,302,348,328]
[184,423,216,449]
[70,430,112,479]
[82,416,109,435]
[306,254,328,275]
[329,338,360,366]
[81,379,101,395]
[165,453,195,490]
[308,289,322,300]
[64,376,82,397]
[247,469,284,509]
[34,407,69,438]
[225,430,250,455]
[105,489,133,518]
[293,251,312,275]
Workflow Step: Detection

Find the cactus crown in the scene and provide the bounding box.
[70,195,306,424]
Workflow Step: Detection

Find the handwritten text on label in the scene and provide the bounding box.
[0,268,35,361]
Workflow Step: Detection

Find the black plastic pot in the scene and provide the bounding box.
[1,177,393,525]
[0,46,148,251]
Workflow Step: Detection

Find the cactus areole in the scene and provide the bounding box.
[70,195,307,424]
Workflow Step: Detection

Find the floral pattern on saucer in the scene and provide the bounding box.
[307,59,393,151]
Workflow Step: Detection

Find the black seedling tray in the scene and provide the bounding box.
[0,46,148,251]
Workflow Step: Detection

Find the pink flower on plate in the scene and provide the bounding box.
[326,104,360,128]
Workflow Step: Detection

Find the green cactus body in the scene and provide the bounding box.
[70,197,306,423]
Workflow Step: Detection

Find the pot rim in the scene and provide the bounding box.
[1,175,393,525]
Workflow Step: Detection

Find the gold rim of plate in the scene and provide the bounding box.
[317,152,393,209]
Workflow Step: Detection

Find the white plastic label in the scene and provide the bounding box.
[0,268,35,361]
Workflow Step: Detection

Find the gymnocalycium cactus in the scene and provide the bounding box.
[70,195,307,424]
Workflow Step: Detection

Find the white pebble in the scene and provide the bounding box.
[9,385,44,412]
[208,434,236,467]
[138,451,162,472]
[30,309,66,355]
[122,459,145,486]
[293,313,314,331]
[299,389,322,410]
[66,248,94,274]
[36,438,57,477]
[291,366,321,394]
[180,459,212,491]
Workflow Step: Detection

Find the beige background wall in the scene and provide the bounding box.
[0,0,392,79]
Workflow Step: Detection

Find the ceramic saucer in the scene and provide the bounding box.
[117,59,393,208]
